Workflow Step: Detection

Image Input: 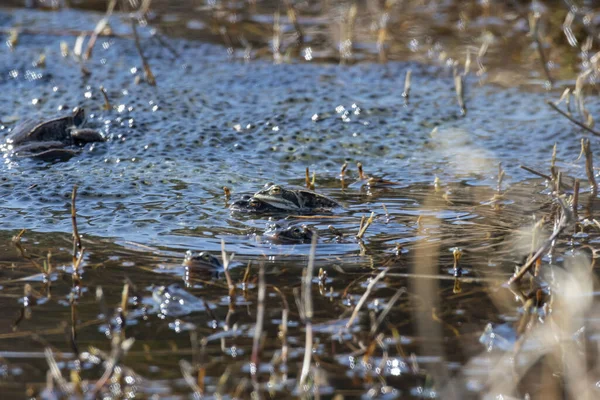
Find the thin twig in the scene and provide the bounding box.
[547,101,600,136]
[346,267,390,328]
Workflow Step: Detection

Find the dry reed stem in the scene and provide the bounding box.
[250,263,265,383]
[582,138,597,195]
[272,9,282,64]
[299,233,317,389]
[573,179,580,220]
[44,348,71,395]
[508,198,573,285]
[84,0,117,60]
[283,0,304,47]
[220,239,235,296]
[180,359,203,397]
[402,70,412,99]
[529,12,554,86]
[71,185,81,263]
[454,67,466,116]
[131,19,156,86]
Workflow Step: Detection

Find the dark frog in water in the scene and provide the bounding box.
[2,107,105,160]
[182,251,224,281]
[264,222,316,243]
[252,183,340,212]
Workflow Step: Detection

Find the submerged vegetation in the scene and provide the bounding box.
[1,0,600,399]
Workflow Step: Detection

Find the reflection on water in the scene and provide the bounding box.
[0,1,599,399]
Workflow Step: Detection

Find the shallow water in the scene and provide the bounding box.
[0,3,599,399]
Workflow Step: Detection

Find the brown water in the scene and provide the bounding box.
[0,1,599,399]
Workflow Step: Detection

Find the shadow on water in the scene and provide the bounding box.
[0,0,600,398]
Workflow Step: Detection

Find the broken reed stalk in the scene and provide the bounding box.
[508,198,573,285]
[453,67,466,116]
[100,86,111,110]
[357,162,365,180]
[298,233,317,390]
[251,263,265,384]
[305,167,311,189]
[221,239,235,297]
[346,267,390,328]
[529,12,554,86]
[497,162,505,193]
[547,101,600,136]
[551,143,558,180]
[71,185,81,263]
[222,186,231,200]
[84,0,117,60]
[582,138,598,196]
[131,19,156,86]
[402,69,412,100]
[356,212,375,239]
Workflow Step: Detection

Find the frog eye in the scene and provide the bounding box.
[292,227,302,235]
[270,185,282,195]
[249,199,259,207]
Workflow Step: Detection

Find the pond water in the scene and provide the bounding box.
[0,2,599,399]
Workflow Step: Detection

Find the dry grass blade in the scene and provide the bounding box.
[346,267,390,329]
[299,233,317,390]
